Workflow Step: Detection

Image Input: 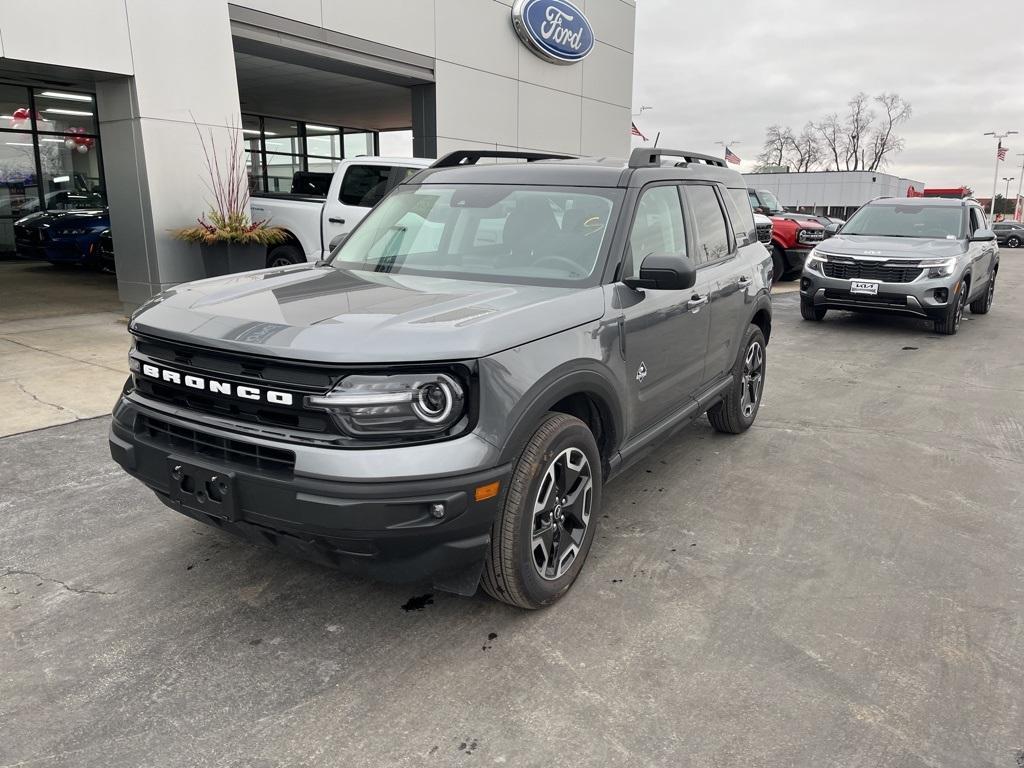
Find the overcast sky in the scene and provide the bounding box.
[631,0,1023,199]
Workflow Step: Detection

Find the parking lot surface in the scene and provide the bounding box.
[2,259,1022,767]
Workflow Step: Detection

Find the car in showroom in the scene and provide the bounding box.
[799,197,999,335]
[110,147,773,609]
[14,207,111,268]
[993,220,1023,248]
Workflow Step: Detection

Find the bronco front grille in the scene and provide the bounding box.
[823,262,923,283]
[137,415,296,475]
[756,222,772,245]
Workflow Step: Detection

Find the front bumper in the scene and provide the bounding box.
[800,268,957,320]
[109,397,511,591]
[782,247,813,272]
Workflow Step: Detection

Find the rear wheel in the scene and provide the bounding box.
[934,281,966,335]
[481,413,601,609]
[800,297,827,321]
[969,272,995,314]
[266,243,304,268]
[1007,236,1021,248]
[707,325,766,434]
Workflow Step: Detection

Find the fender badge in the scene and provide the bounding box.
[636,362,648,383]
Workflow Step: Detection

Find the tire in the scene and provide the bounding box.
[1007,236,1021,248]
[933,281,966,335]
[266,243,304,268]
[771,245,785,285]
[707,325,767,434]
[969,271,995,314]
[800,296,827,321]
[481,413,601,609]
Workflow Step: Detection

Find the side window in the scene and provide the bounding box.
[339,165,391,207]
[685,185,730,264]
[968,207,983,235]
[624,185,686,279]
[725,187,756,246]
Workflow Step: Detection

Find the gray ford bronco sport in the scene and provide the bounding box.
[110,147,772,608]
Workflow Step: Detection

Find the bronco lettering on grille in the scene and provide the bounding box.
[139,363,294,406]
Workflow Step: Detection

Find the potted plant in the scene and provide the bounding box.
[173,119,286,276]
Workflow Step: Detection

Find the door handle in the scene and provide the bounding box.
[737,275,751,285]
[328,217,345,224]
[687,294,708,312]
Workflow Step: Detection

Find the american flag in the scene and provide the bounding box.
[630,122,647,141]
[997,141,1008,161]
[724,146,742,165]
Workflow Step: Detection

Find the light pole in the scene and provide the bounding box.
[1003,177,1015,210]
[984,131,1019,217]
[1016,153,1024,221]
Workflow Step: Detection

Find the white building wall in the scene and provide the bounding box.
[744,171,925,211]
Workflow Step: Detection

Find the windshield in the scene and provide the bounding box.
[842,203,964,239]
[749,189,782,213]
[330,185,621,285]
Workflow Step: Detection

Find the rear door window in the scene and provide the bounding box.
[684,185,731,264]
[339,165,392,207]
[725,187,756,246]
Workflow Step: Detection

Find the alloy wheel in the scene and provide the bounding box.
[954,287,965,329]
[740,340,764,418]
[531,447,593,581]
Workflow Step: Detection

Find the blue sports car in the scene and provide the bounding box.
[14,208,111,268]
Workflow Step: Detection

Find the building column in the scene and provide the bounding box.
[95,0,242,310]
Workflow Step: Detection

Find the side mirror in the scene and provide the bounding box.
[624,254,697,291]
[328,232,349,253]
[824,222,840,239]
[970,228,997,242]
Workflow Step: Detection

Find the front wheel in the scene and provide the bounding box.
[800,296,827,321]
[707,325,767,434]
[481,413,601,609]
[933,281,966,335]
[771,246,785,285]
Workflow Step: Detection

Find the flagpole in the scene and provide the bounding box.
[984,131,1018,218]
[1016,153,1024,222]
[653,132,660,148]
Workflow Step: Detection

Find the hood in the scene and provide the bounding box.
[15,209,108,228]
[130,265,606,364]
[773,213,823,227]
[819,234,966,260]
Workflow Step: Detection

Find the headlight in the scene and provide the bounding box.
[919,257,956,278]
[307,373,468,438]
[804,248,827,273]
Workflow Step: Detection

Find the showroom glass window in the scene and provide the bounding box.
[0,85,105,254]
[242,114,381,196]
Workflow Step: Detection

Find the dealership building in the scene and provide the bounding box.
[743,170,925,220]
[0,0,635,308]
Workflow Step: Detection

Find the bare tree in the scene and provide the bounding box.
[755,124,793,170]
[787,123,823,172]
[866,93,912,170]
[844,92,874,170]
[813,113,844,171]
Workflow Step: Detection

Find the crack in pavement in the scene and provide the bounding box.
[1,568,116,596]
[12,381,75,416]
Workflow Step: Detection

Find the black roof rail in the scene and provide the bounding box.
[431,149,575,167]
[628,147,728,169]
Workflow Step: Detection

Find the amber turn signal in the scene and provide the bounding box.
[474,481,500,502]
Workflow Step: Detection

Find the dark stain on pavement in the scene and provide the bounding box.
[401,593,434,612]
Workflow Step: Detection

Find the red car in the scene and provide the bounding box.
[747,188,826,283]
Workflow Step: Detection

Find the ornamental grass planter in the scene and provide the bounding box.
[199,241,267,277]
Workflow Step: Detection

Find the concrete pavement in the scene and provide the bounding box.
[1,257,1022,767]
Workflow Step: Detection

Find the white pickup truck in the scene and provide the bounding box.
[250,156,432,267]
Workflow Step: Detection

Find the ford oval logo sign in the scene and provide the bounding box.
[511,0,595,65]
